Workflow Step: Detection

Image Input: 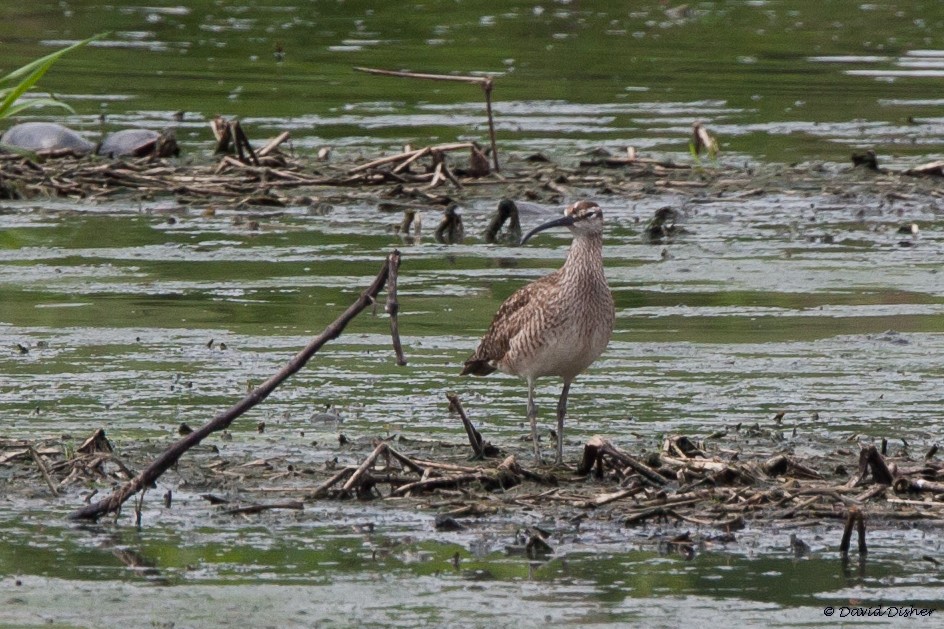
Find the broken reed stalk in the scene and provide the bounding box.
[446,392,485,459]
[68,251,404,521]
[354,67,501,172]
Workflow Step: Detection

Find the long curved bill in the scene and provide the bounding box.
[520,215,577,245]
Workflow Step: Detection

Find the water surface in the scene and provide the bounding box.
[2,1,944,627]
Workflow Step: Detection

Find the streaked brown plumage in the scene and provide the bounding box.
[462,200,615,465]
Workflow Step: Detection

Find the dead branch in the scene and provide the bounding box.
[68,251,402,521]
[893,477,944,494]
[258,132,291,158]
[354,67,500,172]
[308,466,358,499]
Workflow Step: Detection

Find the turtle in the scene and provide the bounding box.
[0,122,95,155]
[97,128,179,158]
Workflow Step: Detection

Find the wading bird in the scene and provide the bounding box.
[461,200,615,465]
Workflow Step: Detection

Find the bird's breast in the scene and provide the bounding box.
[499,276,614,381]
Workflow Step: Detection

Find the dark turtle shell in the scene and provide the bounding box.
[1,122,95,154]
[98,128,178,158]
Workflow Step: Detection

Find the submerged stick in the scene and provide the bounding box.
[69,251,402,521]
[354,66,488,85]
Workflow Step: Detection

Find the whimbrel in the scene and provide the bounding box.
[462,200,615,465]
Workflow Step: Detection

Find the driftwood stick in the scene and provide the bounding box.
[577,486,646,509]
[29,446,59,496]
[354,66,500,171]
[578,436,668,486]
[354,67,489,85]
[407,458,483,473]
[857,445,895,485]
[349,142,473,173]
[392,473,482,496]
[856,510,867,554]
[392,146,431,173]
[308,466,357,499]
[342,442,389,492]
[384,445,426,476]
[257,131,291,158]
[69,252,401,521]
[392,467,519,496]
[894,477,944,494]
[446,392,485,459]
[223,501,304,516]
[384,250,407,366]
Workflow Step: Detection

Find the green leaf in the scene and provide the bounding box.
[2,98,76,118]
[0,33,107,119]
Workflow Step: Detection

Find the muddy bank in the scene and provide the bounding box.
[3,412,943,559]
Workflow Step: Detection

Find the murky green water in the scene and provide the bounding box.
[4,1,944,163]
[2,2,944,627]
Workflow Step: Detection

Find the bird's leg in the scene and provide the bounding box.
[527,377,543,464]
[554,380,571,466]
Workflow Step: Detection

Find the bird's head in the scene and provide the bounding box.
[520,200,603,245]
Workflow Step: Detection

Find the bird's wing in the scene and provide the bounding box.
[461,271,562,376]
